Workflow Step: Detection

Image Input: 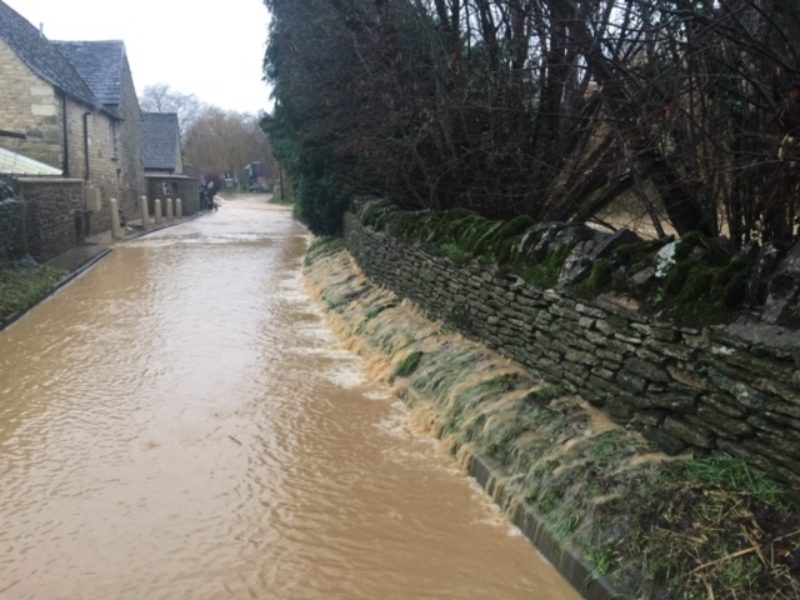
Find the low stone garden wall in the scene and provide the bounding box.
[0,178,84,262]
[17,178,84,261]
[344,210,800,487]
[0,198,25,259]
[146,176,201,216]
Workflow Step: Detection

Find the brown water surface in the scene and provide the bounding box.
[0,197,578,599]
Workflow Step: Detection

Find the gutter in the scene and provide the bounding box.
[61,93,69,177]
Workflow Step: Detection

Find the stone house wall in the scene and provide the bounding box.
[0,37,63,168]
[344,211,800,488]
[115,57,144,221]
[62,99,120,235]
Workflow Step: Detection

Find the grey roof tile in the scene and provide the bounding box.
[0,1,99,109]
[52,40,125,109]
[142,113,180,171]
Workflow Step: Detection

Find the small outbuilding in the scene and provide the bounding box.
[141,112,199,215]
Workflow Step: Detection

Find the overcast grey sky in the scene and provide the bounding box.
[6,0,272,115]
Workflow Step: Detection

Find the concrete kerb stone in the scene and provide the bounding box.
[0,248,112,331]
[470,453,620,599]
[400,387,620,600]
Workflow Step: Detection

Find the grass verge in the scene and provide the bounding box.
[305,242,800,599]
[0,260,66,325]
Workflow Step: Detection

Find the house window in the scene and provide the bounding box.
[109,121,118,159]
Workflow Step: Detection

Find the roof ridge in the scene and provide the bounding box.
[0,1,103,111]
[50,37,127,113]
[52,39,126,44]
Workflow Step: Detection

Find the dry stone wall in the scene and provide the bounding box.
[344,211,800,487]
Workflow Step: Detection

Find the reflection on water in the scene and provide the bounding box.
[0,198,578,599]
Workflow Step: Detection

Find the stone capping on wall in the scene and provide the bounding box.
[16,177,83,184]
[343,210,800,488]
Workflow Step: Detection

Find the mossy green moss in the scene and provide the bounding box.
[667,251,753,321]
[575,230,755,323]
[664,259,694,295]
[438,241,469,262]
[674,231,729,264]
[468,215,535,258]
[369,201,538,266]
[359,202,759,324]
[614,239,666,265]
[579,258,613,294]
[359,199,396,230]
[519,245,571,289]
[305,237,345,266]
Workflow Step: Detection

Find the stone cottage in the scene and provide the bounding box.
[0,1,143,233]
[53,40,145,229]
[142,112,199,214]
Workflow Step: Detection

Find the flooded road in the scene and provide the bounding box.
[0,197,577,599]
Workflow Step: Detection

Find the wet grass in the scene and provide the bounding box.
[0,260,66,325]
[304,237,345,267]
[304,243,800,599]
[393,350,423,378]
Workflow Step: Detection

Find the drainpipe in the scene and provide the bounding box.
[82,112,91,180]
[61,93,69,177]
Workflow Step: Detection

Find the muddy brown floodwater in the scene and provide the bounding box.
[0,197,578,599]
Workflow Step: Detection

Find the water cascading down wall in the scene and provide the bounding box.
[342,205,800,489]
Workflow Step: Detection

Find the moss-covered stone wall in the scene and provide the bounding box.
[344,210,800,488]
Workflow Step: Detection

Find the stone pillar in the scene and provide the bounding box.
[154,198,162,225]
[139,195,149,227]
[110,198,123,239]
[176,198,183,219]
[165,197,174,221]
